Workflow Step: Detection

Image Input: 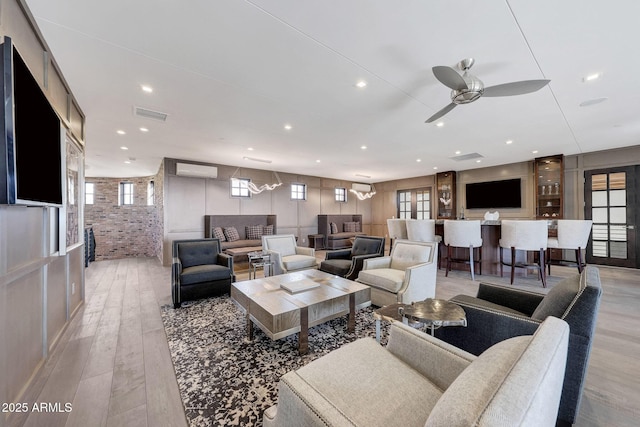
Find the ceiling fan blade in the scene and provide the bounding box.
[483,79,550,97]
[425,103,457,123]
[432,66,468,91]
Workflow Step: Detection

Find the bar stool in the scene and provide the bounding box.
[386,219,407,255]
[499,220,548,287]
[406,219,443,268]
[444,220,482,281]
[547,220,593,274]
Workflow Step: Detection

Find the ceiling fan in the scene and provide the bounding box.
[425,58,550,123]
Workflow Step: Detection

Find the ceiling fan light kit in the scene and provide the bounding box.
[426,58,550,123]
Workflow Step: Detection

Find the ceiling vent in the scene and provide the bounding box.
[134,106,168,122]
[352,183,372,192]
[450,152,484,161]
[175,163,218,179]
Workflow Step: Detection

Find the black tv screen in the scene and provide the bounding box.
[465,178,522,209]
[1,38,63,205]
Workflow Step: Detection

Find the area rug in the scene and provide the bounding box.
[160,296,386,427]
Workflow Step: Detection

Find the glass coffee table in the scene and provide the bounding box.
[373,299,466,342]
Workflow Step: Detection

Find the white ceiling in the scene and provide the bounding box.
[24,0,640,181]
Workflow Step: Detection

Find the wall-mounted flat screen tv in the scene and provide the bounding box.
[465,178,522,209]
[1,37,63,206]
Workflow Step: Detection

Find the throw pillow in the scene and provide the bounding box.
[344,221,357,232]
[355,221,362,232]
[262,224,274,235]
[330,222,338,234]
[223,226,240,242]
[531,272,583,321]
[246,225,263,240]
[212,226,226,241]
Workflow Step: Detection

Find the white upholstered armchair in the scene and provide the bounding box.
[261,234,318,275]
[356,240,437,306]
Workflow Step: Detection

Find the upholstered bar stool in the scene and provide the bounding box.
[406,219,443,268]
[386,218,407,255]
[499,220,548,287]
[547,219,593,274]
[444,220,482,281]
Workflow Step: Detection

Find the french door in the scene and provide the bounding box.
[397,188,432,219]
[585,166,638,268]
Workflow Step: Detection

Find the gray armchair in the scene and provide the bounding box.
[264,317,570,427]
[319,236,385,280]
[171,238,234,308]
[435,266,602,426]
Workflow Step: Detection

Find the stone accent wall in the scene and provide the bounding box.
[85,166,163,261]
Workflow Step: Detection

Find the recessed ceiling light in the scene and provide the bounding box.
[247,147,254,151]
[316,159,321,163]
[476,160,482,163]
[116,130,126,135]
[455,150,461,155]
[506,140,513,145]
[355,173,371,178]
[284,124,292,130]
[120,146,128,150]
[124,160,131,164]
[139,127,149,132]
[532,150,539,154]
[141,85,153,93]
[436,122,444,127]
[416,159,422,162]
[579,97,608,107]
[361,145,367,150]
[433,166,438,170]
[355,80,367,88]
[582,73,601,82]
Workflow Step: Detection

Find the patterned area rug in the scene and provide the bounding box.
[161,295,386,427]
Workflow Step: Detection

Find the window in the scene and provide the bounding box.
[335,187,347,202]
[147,181,155,206]
[291,183,307,200]
[231,178,251,197]
[119,182,134,205]
[85,182,94,205]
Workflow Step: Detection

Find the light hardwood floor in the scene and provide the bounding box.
[11,254,640,427]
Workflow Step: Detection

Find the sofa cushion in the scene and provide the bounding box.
[344,221,358,232]
[287,338,442,427]
[531,272,583,321]
[426,318,569,427]
[390,243,432,271]
[357,268,405,293]
[177,241,220,269]
[282,254,317,271]
[180,264,231,286]
[246,225,263,240]
[266,236,297,257]
[223,226,240,242]
[319,259,352,276]
[212,226,226,241]
[221,239,261,250]
[352,238,383,256]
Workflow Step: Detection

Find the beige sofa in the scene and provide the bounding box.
[263,316,569,427]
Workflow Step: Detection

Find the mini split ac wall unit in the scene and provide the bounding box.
[175,163,218,179]
[351,183,372,192]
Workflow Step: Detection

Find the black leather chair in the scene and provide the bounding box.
[435,266,602,426]
[319,236,385,280]
[172,238,234,308]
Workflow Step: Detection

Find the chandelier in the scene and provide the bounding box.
[232,169,282,195]
[349,183,376,200]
